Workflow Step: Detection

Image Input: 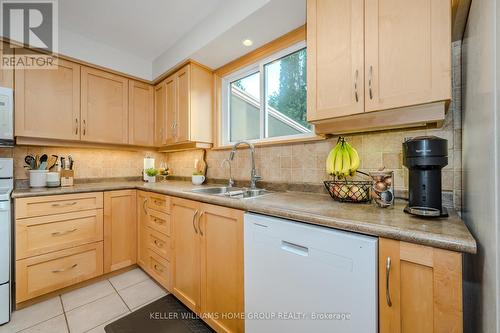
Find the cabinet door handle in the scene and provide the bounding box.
[143,199,148,214]
[83,119,87,135]
[52,263,78,273]
[192,209,199,234]
[368,66,374,100]
[354,70,359,102]
[51,228,77,236]
[52,201,77,207]
[198,211,204,236]
[75,118,78,135]
[386,257,392,307]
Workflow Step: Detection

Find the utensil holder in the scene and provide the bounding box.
[29,170,48,188]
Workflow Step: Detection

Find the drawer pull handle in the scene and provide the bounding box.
[386,257,392,307]
[152,217,164,224]
[52,201,77,207]
[52,228,77,236]
[154,240,163,248]
[52,263,78,273]
[154,200,163,205]
[154,264,163,273]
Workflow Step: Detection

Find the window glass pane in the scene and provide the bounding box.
[229,72,261,142]
[264,48,311,138]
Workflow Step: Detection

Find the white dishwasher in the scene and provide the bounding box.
[244,213,378,333]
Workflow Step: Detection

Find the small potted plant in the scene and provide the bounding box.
[192,170,205,185]
[145,168,158,183]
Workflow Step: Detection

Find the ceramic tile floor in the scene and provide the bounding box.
[0,268,168,333]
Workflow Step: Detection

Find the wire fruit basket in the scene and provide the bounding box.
[324,177,372,203]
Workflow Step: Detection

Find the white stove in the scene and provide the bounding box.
[0,158,13,325]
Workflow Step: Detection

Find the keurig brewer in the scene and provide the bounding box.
[403,136,448,217]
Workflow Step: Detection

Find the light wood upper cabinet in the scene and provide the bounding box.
[81,67,129,144]
[307,0,364,121]
[172,197,201,312]
[0,42,13,88]
[154,80,167,146]
[379,238,462,333]
[103,190,137,273]
[165,75,177,145]
[129,80,154,146]
[364,0,451,112]
[161,63,213,148]
[15,55,81,140]
[199,203,244,333]
[175,66,190,143]
[307,0,451,133]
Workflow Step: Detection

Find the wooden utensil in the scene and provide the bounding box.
[47,155,58,170]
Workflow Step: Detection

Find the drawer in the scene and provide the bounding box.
[144,248,170,291]
[16,242,103,303]
[145,226,171,261]
[16,192,104,219]
[147,193,170,214]
[16,209,104,259]
[146,210,171,236]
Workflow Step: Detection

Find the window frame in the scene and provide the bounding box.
[221,40,313,147]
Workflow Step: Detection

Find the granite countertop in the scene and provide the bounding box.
[12,180,477,254]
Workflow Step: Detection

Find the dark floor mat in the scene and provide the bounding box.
[104,294,214,333]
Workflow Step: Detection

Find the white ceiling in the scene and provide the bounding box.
[16,0,306,80]
[59,0,225,62]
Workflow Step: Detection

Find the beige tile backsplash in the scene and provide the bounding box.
[0,146,165,180]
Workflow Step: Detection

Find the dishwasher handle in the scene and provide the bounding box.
[281,240,309,257]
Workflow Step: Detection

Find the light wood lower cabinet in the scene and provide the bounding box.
[16,209,103,259]
[379,238,462,333]
[137,191,172,291]
[16,242,103,303]
[199,203,244,333]
[171,197,201,312]
[171,197,244,333]
[103,190,137,273]
[15,192,103,219]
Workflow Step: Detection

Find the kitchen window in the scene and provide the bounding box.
[221,41,312,146]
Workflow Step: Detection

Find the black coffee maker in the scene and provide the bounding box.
[403,136,448,217]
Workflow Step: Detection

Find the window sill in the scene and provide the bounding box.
[212,134,328,150]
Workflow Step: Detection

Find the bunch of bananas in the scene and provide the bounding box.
[326,139,360,178]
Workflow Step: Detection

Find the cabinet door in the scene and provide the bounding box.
[15,53,80,140]
[165,75,177,145]
[0,42,13,88]
[103,190,137,273]
[154,81,166,146]
[129,80,154,146]
[171,197,201,313]
[364,0,451,112]
[137,191,149,269]
[307,0,364,121]
[176,65,190,143]
[81,67,129,144]
[379,238,462,333]
[199,203,244,333]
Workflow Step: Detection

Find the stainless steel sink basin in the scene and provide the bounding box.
[190,186,270,199]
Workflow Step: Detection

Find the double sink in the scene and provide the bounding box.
[191,186,269,199]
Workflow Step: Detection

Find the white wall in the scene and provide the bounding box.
[462,0,500,332]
